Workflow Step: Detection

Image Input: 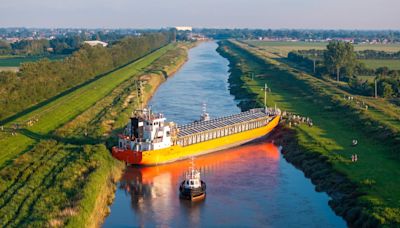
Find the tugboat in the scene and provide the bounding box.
[179,160,206,201]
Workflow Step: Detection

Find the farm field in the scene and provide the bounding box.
[360,59,400,70]
[0,54,67,67]
[219,40,400,226]
[0,66,19,72]
[245,40,400,57]
[0,42,191,227]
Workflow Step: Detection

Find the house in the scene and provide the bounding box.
[175,26,192,32]
[83,40,108,47]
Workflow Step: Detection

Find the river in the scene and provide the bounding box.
[103,42,346,227]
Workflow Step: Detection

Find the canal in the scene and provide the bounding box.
[103,42,346,227]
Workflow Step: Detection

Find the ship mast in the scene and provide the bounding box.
[264,83,268,111]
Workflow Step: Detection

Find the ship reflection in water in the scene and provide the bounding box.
[104,141,344,227]
[121,141,279,212]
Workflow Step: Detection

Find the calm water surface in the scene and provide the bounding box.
[103,42,346,227]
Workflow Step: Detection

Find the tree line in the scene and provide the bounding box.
[0,37,83,55]
[290,49,400,60]
[0,32,174,120]
[0,30,171,55]
[198,29,400,42]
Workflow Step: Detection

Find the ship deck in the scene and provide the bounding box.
[177,108,270,137]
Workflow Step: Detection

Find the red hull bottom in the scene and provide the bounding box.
[112,147,142,164]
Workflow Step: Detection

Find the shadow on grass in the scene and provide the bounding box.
[18,128,104,146]
[143,69,169,79]
[0,144,36,170]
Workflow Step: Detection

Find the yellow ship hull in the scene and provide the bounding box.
[113,115,280,166]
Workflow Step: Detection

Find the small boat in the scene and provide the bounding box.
[179,160,206,201]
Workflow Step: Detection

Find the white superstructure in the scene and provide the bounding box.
[118,108,174,151]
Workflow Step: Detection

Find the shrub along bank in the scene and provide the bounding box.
[217,40,400,227]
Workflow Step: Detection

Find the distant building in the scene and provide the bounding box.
[83,40,108,47]
[189,33,208,41]
[5,37,19,43]
[336,38,354,43]
[175,26,192,31]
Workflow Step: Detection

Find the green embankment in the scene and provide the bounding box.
[0,45,172,167]
[0,42,192,227]
[218,40,400,227]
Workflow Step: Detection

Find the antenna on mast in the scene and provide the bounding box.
[261,83,268,112]
[200,102,210,121]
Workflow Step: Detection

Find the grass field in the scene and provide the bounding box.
[245,40,400,57]
[360,59,400,70]
[0,42,191,227]
[0,54,67,67]
[219,40,400,226]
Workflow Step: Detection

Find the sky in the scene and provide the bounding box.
[0,0,399,29]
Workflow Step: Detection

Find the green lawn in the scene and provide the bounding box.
[360,59,400,70]
[0,45,172,167]
[221,40,400,225]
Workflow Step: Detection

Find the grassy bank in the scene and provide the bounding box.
[0,42,193,227]
[218,40,400,227]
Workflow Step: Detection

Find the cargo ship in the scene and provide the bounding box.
[112,103,281,166]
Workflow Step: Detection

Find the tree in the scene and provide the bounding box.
[383,82,394,98]
[323,41,357,82]
[376,67,389,76]
[0,40,11,54]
